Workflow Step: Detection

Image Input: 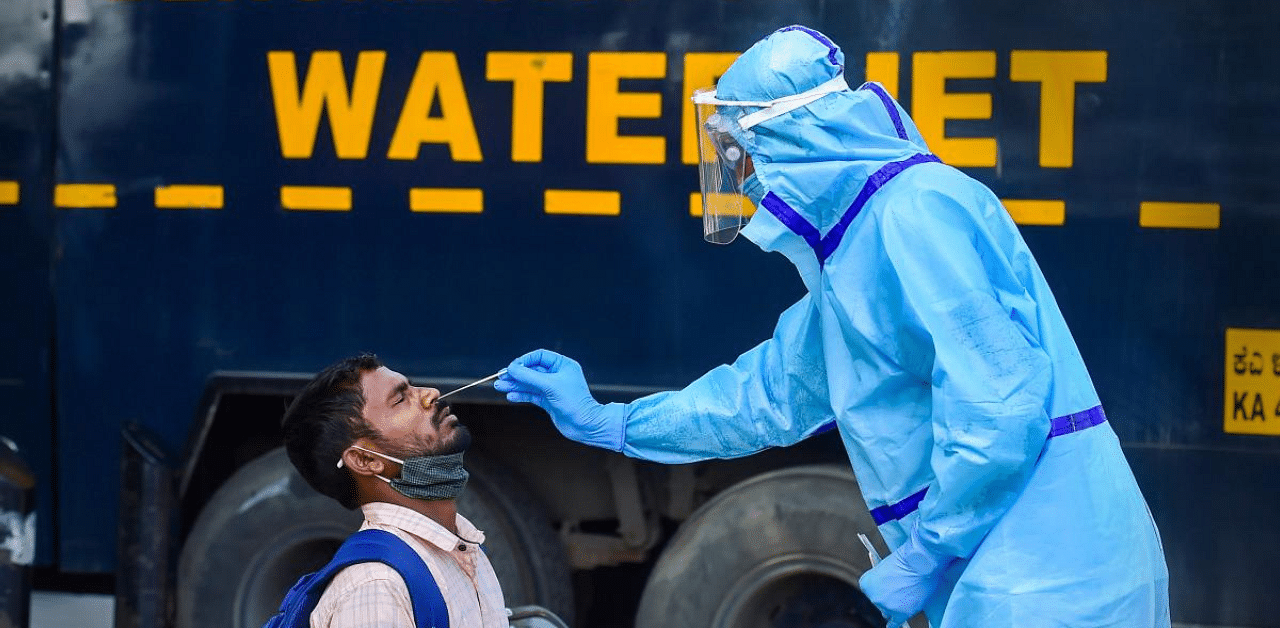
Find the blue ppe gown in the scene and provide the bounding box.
[622,26,1170,627]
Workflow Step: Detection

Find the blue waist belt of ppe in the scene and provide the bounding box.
[261,528,449,628]
[870,406,1108,526]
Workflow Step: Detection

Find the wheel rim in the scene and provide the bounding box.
[711,553,885,628]
[234,522,350,627]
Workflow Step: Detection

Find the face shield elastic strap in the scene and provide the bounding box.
[692,74,849,131]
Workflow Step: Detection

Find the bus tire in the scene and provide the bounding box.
[176,447,573,628]
[635,464,891,628]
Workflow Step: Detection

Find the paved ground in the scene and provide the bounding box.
[19,591,1244,628]
[30,591,113,628]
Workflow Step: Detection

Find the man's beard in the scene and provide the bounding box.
[373,421,472,459]
[432,424,472,455]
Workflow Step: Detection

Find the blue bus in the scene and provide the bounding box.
[2,1,1277,626]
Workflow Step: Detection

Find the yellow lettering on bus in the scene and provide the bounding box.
[388,52,483,162]
[681,53,738,165]
[267,50,385,159]
[586,52,666,164]
[1010,51,1107,168]
[911,51,997,166]
[486,52,573,163]
[864,52,899,99]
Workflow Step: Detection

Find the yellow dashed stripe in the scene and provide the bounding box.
[155,185,224,209]
[1002,199,1065,226]
[545,189,620,216]
[30,180,1227,236]
[0,181,18,205]
[1139,202,1220,229]
[410,188,484,213]
[281,186,351,212]
[688,192,756,218]
[55,184,116,209]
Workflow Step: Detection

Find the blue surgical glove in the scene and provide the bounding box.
[858,524,954,628]
[494,349,625,451]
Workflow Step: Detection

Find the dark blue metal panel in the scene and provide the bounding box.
[0,0,56,567]
[1128,447,1280,627]
[17,0,1280,621]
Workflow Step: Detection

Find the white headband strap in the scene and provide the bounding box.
[691,74,850,131]
[736,75,849,130]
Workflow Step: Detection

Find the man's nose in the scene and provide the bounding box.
[419,388,442,409]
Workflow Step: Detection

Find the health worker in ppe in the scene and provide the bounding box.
[495,25,1170,628]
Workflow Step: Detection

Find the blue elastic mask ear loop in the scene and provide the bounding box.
[741,173,766,207]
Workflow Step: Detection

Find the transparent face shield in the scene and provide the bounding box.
[691,75,851,244]
[693,90,752,244]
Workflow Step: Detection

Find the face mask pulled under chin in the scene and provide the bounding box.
[345,445,469,501]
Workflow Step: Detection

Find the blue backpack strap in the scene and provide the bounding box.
[268,528,449,628]
[332,529,450,628]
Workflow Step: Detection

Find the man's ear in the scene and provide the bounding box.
[340,447,386,477]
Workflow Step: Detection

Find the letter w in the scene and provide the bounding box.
[268,51,386,159]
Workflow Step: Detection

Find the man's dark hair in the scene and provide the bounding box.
[281,353,383,509]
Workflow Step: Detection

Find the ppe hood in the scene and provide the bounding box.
[718,26,934,288]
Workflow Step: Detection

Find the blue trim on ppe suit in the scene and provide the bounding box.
[873,405,1110,525]
[623,26,1169,627]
